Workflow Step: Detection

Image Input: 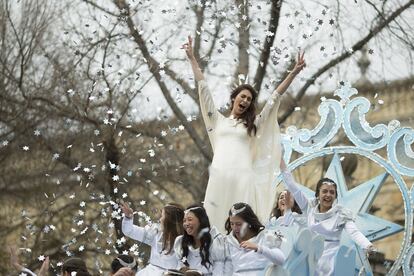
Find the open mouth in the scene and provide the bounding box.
[238,103,247,111]
[322,198,332,204]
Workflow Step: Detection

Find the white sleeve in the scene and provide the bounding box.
[198,80,219,130]
[254,90,281,129]
[224,245,233,275]
[173,235,184,263]
[281,170,309,211]
[257,246,286,266]
[223,235,234,275]
[211,230,226,275]
[344,221,372,249]
[256,231,286,265]
[121,217,156,246]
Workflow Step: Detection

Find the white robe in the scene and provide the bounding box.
[268,209,307,228]
[199,80,282,231]
[281,170,372,276]
[173,227,227,275]
[122,217,179,275]
[225,230,285,276]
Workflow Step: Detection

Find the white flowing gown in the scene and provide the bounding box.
[199,80,282,231]
[281,169,372,276]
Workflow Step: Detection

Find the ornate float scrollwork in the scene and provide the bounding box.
[388,128,414,177]
[277,83,413,275]
[287,99,343,154]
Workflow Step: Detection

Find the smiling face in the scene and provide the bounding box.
[183,211,200,237]
[277,190,295,214]
[318,183,337,211]
[231,89,253,117]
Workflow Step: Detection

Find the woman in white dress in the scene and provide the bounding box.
[121,202,185,275]
[174,204,227,275]
[279,160,375,276]
[224,202,285,275]
[182,36,306,229]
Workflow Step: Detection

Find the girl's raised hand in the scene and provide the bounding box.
[120,202,134,219]
[181,35,195,60]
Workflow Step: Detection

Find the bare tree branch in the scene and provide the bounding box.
[113,0,212,161]
[253,0,283,92]
[278,0,413,124]
[234,0,250,82]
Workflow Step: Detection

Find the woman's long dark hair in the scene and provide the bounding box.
[162,203,184,254]
[230,84,258,136]
[181,204,212,269]
[224,202,264,235]
[271,190,302,218]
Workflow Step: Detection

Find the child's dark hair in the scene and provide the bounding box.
[225,202,264,235]
[111,254,137,273]
[181,204,212,269]
[61,257,91,276]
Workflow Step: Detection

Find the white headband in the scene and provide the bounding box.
[116,257,136,269]
[230,205,246,216]
[184,206,203,214]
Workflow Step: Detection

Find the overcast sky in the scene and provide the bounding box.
[47,0,414,121]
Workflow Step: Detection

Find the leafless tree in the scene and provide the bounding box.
[1,0,413,274]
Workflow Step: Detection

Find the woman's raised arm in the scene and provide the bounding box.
[280,159,309,211]
[274,52,305,95]
[182,36,204,82]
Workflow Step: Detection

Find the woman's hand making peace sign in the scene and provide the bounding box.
[291,51,306,76]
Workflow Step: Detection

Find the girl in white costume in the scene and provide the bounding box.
[174,204,227,275]
[279,160,375,276]
[224,202,286,275]
[268,190,305,228]
[182,36,306,230]
[121,202,184,275]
